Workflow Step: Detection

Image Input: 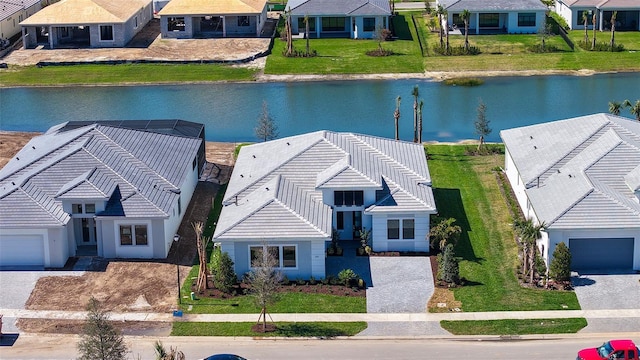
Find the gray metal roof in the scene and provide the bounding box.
[0,122,202,227]
[214,131,436,240]
[437,0,547,11]
[288,0,390,16]
[500,113,640,229]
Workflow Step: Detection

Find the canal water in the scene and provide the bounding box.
[1,73,639,142]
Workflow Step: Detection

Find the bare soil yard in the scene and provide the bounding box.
[0,132,237,334]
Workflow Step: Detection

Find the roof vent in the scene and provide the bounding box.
[287,142,290,145]
[11,182,15,186]
[240,174,244,178]
[530,136,533,140]
[557,169,560,173]
[253,155,256,158]
[568,174,572,178]
[32,146,36,149]
[16,157,19,160]
[533,146,537,149]
[265,187,269,191]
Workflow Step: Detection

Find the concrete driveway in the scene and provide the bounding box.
[572,271,640,333]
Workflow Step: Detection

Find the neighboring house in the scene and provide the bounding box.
[0,120,204,268]
[1,0,41,42]
[157,0,268,39]
[20,0,153,49]
[286,0,391,39]
[213,131,437,279]
[555,0,640,31]
[436,0,548,34]
[501,113,640,272]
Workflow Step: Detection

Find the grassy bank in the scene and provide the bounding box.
[425,145,580,312]
[441,318,588,335]
[172,321,368,337]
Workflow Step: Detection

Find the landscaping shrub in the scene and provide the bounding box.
[210,247,237,293]
[443,78,484,87]
[548,12,569,32]
[527,44,561,53]
[432,44,481,56]
[578,41,625,52]
[338,269,359,286]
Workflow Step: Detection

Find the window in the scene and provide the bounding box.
[387,219,400,239]
[99,25,113,41]
[237,16,250,27]
[85,204,96,214]
[297,17,316,32]
[517,13,536,27]
[479,13,499,28]
[334,191,364,206]
[363,17,375,32]
[402,219,415,239]
[120,225,132,245]
[249,245,296,268]
[322,17,346,32]
[72,204,83,214]
[336,212,344,230]
[135,225,148,245]
[168,17,186,31]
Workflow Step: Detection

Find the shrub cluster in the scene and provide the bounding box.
[527,44,561,53]
[282,49,318,58]
[432,44,481,56]
[578,41,625,52]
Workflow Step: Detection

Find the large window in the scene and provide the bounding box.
[334,190,364,206]
[237,16,250,27]
[249,245,297,268]
[168,17,186,31]
[479,13,499,28]
[119,224,148,246]
[517,13,536,27]
[99,25,113,41]
[322,17,346,32]
[363,17,375,32]
[387,218,415,240]
[297,17,316,32]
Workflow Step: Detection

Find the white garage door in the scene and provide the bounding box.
[0,235,45,267]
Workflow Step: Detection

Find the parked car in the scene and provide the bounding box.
[202,355,247,360]
[577,340,639,360]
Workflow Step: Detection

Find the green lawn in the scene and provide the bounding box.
[426,145,580,312]
[172,321,368,337]
[441,318,587,335]
[0,63,257,86]
[180,266,366,314]
[264,13,424,74]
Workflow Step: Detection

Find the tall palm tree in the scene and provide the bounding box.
[418,99,424,143]
[393,96,401,140]
[436,5,445,48]
[591,12,597,50]
[514,218,545,284]
[443,8,450,53]
[411,85,419,143]
[582,11,589,45]
[610,11,617,50]
[625,99,640,120]
[609,101,622,115]
[461,9,470,53]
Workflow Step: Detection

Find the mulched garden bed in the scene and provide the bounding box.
[192,280,365,299]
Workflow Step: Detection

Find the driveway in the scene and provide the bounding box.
[572,271,640,333]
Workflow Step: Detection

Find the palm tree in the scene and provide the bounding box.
[591,12,597,50]
[625,99,640,120]
[154,341,185,360]
[609,101,622,115]
[582,11,589,45]
[393,96,401,140]
[461,9,470,53]
[411,85,419,143]
[436,5,445,48]
[514,218,545,284]
[418,99,424,143]
[443,8,450,53]
[610,11,617,50]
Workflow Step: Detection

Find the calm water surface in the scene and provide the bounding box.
[1,74,639,142]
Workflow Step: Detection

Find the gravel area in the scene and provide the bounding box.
[366,257,433,313]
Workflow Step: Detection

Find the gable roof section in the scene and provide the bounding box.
[159,0,267,16]
[0,122,202,227]
[288,0,390,16]
[215,131,435,240]
[438,0,547,12]
[501,113,640,229]
[20,0,150,26]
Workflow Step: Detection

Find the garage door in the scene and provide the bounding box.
[0,235,45,267]
[569,238,634,271]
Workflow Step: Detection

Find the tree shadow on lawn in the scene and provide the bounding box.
[275,322,354,337]
[432,188,483,264]
[392,15,414,41]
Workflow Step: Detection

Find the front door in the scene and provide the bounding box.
[352,211,362,239]
[80,218,97,245]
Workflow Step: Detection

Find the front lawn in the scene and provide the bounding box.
[264,13,424,74]
[441,318,588,335]
[426,145,580,312]
[172,321,368,337]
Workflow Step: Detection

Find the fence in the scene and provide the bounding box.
[411,14,427,57]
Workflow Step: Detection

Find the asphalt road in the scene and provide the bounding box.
[2,334,638,360]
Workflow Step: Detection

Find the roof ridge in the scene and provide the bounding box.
[20,186,68,226]
[590,178,640,216]
[546,186,594,226]
[274,196,330,237]
[383,175,427,207]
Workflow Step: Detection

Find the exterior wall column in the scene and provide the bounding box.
[316,16,320,38]
[256,15,260,35]
[475,12,480,34]
[598,9,603,31]
[222,16,227,37]
[48,25,53,49]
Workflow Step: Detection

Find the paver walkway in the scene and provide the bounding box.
[366,257,433,313]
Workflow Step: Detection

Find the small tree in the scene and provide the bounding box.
[609,100,622,115]
[248,245,282,332]
[436,5,445,48]
[211,246,237,293]
[193,221,211,292]
[77,297,127,360]
[538,21,553,51]
[411,85,419,143]
[304,14,310,56]
[549,242,571,283]
[374,25,391,54]
[154,341,185,360]
[625,99,640,120]
[428,217,462,252]
[284,11,293,56]
[437,243,460,285]
[582,11,589,46]
[591,12,597,50]
[417,99,424,143]
[255,100,279,142]
[474,99,492,151]
[461,9,470,53]
[609,11,617,50]
[393,96,401,140]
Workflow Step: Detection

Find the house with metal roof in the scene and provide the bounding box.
[0,120,204,268]
[555,0,639,31]
[1,0,41,45]
[19,0,153,49]
[501,114,640,272]
[286,0,391,39]
[157,0,268,39]
[436,0,548,34]
[213,131,437,279]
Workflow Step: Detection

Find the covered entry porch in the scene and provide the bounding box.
[21,25,90,49]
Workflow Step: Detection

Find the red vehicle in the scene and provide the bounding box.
[577,340,639,360]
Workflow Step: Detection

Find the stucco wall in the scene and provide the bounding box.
[229,239,323,279]
[370,212,430,252]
